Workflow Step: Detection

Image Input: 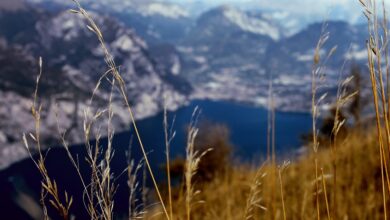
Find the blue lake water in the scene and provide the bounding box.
[0,100,313,219]
[130,99,312,163]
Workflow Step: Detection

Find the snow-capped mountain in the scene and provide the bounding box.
[26,0,193,44]
[19,0,370,109]
[168,6,369,111]
[222,6,281,40]
[192,6,282,41]
[262,11,305,37]
[0,0,374,169]
[170,6,282,106]
[28,0,188,16]
[0,3,191,169]
[135,2,189,19]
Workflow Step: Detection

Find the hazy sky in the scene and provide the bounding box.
[166,0,390,23]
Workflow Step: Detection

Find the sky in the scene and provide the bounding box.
[166,0,390,23]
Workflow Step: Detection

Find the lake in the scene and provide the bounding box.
[130,99,313,162]
[0,100,313,219]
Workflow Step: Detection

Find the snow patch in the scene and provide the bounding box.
[275,75,305,86]
[222,7,280,40]
[139,3,189,19]
[177,46,193,53]
[171,56,181,75]
[112,35,135,52]
[193,56,207,64]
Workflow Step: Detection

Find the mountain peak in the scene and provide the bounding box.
[200,5,281,40]
[137,2,189,19]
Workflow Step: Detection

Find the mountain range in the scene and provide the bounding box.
[0,0,371,169]
[0,1,190,169]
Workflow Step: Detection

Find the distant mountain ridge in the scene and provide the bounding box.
[171,6,368,110]
[0,0,371,168]
[19,0,371,111]
[0,3,191,169]
[27,0,193,44]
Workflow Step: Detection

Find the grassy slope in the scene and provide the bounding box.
[149,129,385,220]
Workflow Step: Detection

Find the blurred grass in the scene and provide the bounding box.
[148,128,385,220]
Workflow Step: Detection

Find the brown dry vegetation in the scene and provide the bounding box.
[149,128,384,220]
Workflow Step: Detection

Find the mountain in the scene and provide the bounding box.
[192,6,281,41]
[0,1,373,169]
[27,0,193,45]
[169,6,280,105]
[261,10,306,37]
[267,21,367,75]
[172,7,369,111]
[0,3,191,169]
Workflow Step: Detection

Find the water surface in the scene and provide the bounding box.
[0,100,313,219]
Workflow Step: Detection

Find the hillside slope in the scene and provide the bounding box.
[0,5,191,169]
[150,128,385,219]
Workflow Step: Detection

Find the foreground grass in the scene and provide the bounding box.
[148,128,385,220]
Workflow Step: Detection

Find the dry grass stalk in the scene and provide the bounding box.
[330,52,360,219]
[68,1,170,218]
[311,22,336,220]
[265,76,277,218]
[320,168,331,220]
[184,108,211,220]
[163,98,176,220]
[243,167,267,220]
[359,1,390,218]
[23,57,73,220]
[54,106,99,219]
[382,0,390,116]
[266,77,274,163]
[26,1,168,218]
[278,161,289,220]
[127,147,146,219]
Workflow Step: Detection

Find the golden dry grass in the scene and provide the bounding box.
[147,129,386,220]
